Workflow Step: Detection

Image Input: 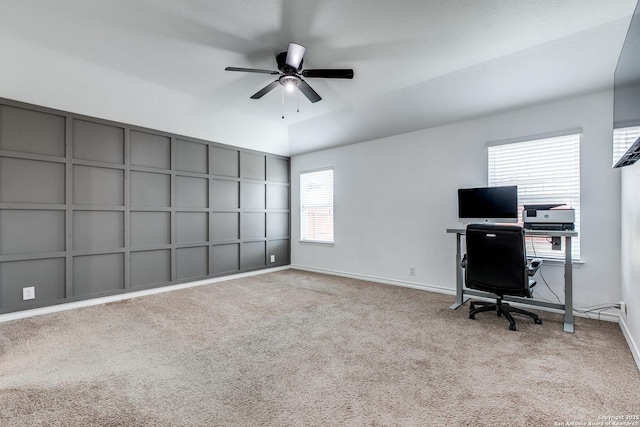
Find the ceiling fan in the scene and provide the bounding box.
[225,43,354,103]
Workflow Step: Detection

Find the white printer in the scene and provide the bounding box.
[523,204,575,231]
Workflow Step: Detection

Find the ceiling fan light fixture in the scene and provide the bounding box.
[279,75,301,89]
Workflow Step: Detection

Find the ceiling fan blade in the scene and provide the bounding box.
[225,67,280,75]
[250,81,280,99]
[298,79,322,103]
[302,69,354,79]
[286,43,306,69]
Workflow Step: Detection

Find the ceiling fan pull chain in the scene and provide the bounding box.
[297,90,300,113]
[281,88,285,119]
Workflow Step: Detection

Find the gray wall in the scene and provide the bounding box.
[0,99,290,313]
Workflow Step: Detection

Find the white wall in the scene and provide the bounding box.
[621,165,640,366]
[0,35,290,156]
[291,91,621,312]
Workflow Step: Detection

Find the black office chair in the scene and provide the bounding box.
[462,224,543,331]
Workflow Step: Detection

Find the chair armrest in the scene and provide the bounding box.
[527,258,543,276]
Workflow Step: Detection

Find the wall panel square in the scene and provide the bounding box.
[243,212,266,240]
[73,165,124,206]
[131,130,170,169]
[73,253,124,296]
[0,105,65,157]
[0,210,65,255]
[0,258,65,308]
[176,176,208,208]
[211,212,239,242]
[176,246,208,280]
[210,146,239,177]
[243,241,266,269]
[131,171,170,207]
[73,211,124,251]
[131,249,171,287]
[73,119,124,164]
[211,179,239,210]
[131,211,171,247]
[267,212,289,239]
[0,157,65,204]
[212,244,239,274]
[242,182,265,209]
[267,157,289,183]
[241,152,265,180]
[267,184,289,209]
[177,212,208,244]
[176,139,208,174]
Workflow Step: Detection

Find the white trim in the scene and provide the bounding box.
[619,315,640,371]
[298,240,335,246]
[291,264,457,295]
[0,266,290,324]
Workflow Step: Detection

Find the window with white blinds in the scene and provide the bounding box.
[488,133,580,260]
[613,125,640,167]
[300,168,334,243]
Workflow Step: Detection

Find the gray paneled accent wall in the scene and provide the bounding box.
[0,99,290,313]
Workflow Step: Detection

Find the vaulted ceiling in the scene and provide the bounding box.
[1,0,637,156]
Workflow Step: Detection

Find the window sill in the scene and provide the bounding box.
[299,240,335,247]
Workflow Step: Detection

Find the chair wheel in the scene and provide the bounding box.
[469,314,475,320]
[509,324,517,331]
[535,319,542,325]
[497,311,502,317]
[470,303,475,310]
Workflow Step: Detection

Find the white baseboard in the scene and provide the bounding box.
[290,264,621,323]
[291,264,457,296]
[0,266,290,324]
[619,315,640,371]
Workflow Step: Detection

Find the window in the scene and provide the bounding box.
[613,125,640,167]
[300,168,334,243]
[488,133,580,260]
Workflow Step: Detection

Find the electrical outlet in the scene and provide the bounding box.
[270,255,276,263]
[23,286,35,300]
[409,267,415,276]
[620,301,627,315]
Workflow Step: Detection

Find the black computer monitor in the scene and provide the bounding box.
[457,185,518,224]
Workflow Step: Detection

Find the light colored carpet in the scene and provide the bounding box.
[1,269,638,426]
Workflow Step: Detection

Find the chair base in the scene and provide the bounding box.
[469,297,542,331]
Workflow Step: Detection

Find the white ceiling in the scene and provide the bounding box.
[1,0,637,156]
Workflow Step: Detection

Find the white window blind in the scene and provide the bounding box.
[488,134,580,260]
[300,168,334,243]
[613,125,640,167]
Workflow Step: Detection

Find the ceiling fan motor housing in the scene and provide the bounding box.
[276,51,302,73]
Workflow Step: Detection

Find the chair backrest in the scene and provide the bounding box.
[464,224,531,298]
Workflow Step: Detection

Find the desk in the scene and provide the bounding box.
[447,228,578,333]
